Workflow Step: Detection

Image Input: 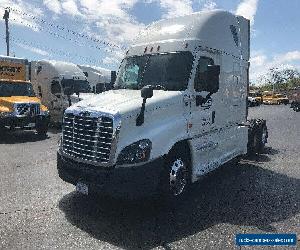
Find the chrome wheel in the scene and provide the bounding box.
[261,126,267,145]
[169,158,188,196]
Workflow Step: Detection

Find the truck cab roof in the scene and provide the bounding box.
[130,10,249,61]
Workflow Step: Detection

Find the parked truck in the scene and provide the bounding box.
[290,87,300,111]
[0,55,49,136]
[77,65,116,93]
[248,91,262,106]
[57,10,268,200]
[30,60,91,124]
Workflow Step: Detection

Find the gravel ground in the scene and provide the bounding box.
[0,105,299,250]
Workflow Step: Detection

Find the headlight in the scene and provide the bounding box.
[116,139,152,165]
[0,112,13,118]
[41,110,50,116]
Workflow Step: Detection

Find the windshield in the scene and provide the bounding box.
[61,79,91,93]
[115,52,193,91]
[0,82,36,97]
[249,92,262,97]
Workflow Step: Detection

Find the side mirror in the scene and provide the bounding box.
[64,86,74,96]
[38,86,43,98]
[136,86,153,126]
[207,65,220,94]
[141,85,153,99]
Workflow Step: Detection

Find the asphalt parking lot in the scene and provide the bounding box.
[0,105,299,250]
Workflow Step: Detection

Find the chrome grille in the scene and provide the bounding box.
[62,113,114,164]
[15,103,40,116]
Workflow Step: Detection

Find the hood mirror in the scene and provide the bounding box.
[141,85,153,99]
[136,85,154,126]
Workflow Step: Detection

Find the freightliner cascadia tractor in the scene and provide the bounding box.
[57,10,268,200]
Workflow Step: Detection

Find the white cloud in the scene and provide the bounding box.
[75,0,146,51]
[201,0,217,11]
[62,0,82,16]
[274,51,300,65]
[250,50,300,84]
[236,0,259,26]
[16,43,50,56]
[79,0,139,19]
[43,0,62,14]
[155,0,193,18]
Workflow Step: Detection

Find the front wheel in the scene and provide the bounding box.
[36,118,49,138]
[158,150,191,201]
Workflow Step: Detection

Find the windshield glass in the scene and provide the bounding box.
[61,79,91,93]
[115,52,193,91]
[249,92,262,97]
[0,82,36,97]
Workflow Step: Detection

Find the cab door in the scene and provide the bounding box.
[188,51,224,178]
[188,53,220,137]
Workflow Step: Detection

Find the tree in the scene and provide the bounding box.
[257,67,300,92]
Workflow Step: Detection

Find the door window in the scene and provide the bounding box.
[51,80,61,95]
[194,57,214,92]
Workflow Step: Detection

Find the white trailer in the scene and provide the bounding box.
[77,65,113,93]
[30,60,91,123]
[57,10,268,200]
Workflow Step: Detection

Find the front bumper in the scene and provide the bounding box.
[0,115,50,128]
[57,152,165,199]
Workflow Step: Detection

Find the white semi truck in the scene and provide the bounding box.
[57,10,268,200]
[30,60,91,123]
[77,65,115,93]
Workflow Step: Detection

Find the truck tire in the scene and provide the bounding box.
[0,124,4,133]
[36,118,49,138]
[293,104,300,112]
[247,119,268,156]
[158,145,191,201]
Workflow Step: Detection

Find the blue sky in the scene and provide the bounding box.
[0,0,299,84]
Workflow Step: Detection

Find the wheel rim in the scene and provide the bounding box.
[169,158,188,196]
[262,127,267,145]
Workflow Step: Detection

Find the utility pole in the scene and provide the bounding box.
[3,8,10,56]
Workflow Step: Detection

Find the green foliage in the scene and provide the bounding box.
[256,68,300,92]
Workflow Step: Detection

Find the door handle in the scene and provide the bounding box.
[212,111,215,123]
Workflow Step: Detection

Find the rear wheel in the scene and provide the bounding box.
[247,119,268,156]
[293,104,300,112]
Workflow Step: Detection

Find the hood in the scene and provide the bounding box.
[0,96,41,112]
[0,96,41,103]
[67,89,182,118]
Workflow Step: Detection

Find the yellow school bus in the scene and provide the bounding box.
[0,56,50,136]
[262,91,289,105]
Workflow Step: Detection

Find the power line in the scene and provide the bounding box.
[10,36,105,66]
[7,6,127,51]
[10,17,113,53]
